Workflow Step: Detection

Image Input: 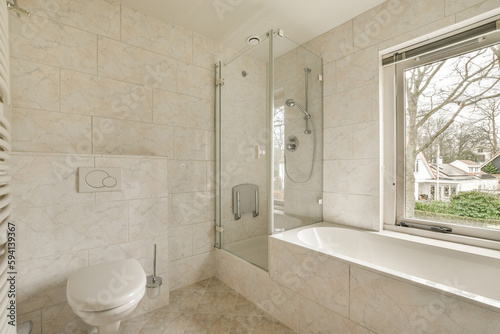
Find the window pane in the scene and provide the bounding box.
[404,43,500,230]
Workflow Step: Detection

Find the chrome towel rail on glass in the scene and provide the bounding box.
[232,184,259,220]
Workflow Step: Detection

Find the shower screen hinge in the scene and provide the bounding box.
[216,78,225,86]
[318,74,323,82]
[216,225,224,233]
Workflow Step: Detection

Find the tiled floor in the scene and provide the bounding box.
[120,277,296,334]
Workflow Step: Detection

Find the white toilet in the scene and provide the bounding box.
[66,259,146,334]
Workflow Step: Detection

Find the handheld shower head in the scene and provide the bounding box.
[286,99,310,118]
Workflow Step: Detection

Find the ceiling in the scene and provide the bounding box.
[116,0,386,53]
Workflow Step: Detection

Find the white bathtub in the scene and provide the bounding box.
[272,222,500,309]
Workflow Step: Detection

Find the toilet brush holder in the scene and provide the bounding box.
[146,244,162,299]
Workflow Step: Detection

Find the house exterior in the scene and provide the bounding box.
[473,146,493,162]
[482,152,500,172]
[414,152,499,201]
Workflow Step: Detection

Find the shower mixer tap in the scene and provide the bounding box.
[286,135,299,152]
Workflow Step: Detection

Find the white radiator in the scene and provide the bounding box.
[0,0,15,332]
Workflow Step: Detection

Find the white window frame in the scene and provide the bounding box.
[381,17,500,250]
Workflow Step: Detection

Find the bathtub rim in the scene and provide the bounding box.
[270,221,500,313]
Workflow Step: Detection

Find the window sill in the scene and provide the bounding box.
[384,224,500,253]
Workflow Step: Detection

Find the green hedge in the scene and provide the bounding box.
[414,210,500,228]
[415,190,500,220]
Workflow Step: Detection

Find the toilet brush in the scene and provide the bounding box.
[146,244,162,299]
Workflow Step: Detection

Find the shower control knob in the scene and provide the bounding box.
[287,144,296,150]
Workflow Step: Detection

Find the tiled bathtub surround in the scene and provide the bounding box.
[216,236,500,334]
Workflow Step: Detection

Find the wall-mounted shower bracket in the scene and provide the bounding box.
[232,184,259,220]
[216,225,225,233]
[216,78,225,86]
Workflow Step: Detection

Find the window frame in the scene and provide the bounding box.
[381,21,500,250]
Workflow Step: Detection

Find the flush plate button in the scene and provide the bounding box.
[78,167,122,192]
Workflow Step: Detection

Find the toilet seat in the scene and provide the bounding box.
[67,259,146,312]
[71,295,144,326]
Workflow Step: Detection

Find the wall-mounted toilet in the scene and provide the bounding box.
[66,259,146,334]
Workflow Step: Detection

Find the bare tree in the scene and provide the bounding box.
[472,98,500,156]
[405,46,500,217]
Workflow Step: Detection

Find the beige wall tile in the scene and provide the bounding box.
[168,160,208,193]
[352,121,379,159]
[171,191,215,226]
[17,251,87,314]
[192,32,219,69]
[20,0,120,39]
[323,193,374,229]
[129,198,169,241]
[335,46,378,93]
[324,86,372,127]
[445,0,483,15]
[169,251,215,290]
[324,125,352,160]
[352,0,445,51]
[455,0,500,22]
[121,6,193,63]
[350,266,500,334]
[323,160,338,193]
[16,201,128,261]
[10,14,97,74]
[88,235,169,277]
[153,89,214,130]
[12,108,92,153]
[193,221,215,255]
[11,154,95,209]
[269,238,350,317]
[10,58,59,111]
[169,225,193,261]
[60,70,153,122]
[323,62,337,96]
[98,37,178,91]
[174,127,213,160]
[305,20,354,64]
[95,155,168,201]
[92,117,173,156]
[337,159,380,196]
[178,61,214,100]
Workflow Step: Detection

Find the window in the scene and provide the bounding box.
[382,19,500,247]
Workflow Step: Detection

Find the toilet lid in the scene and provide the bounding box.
[66,259,146,312]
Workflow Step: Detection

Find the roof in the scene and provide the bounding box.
[457,160,480,166]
